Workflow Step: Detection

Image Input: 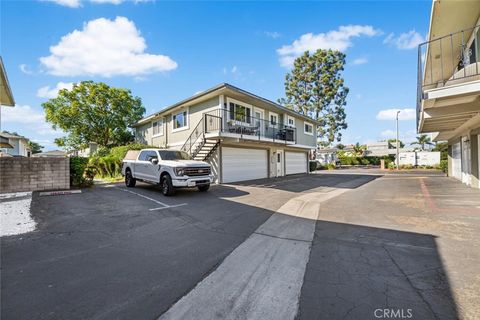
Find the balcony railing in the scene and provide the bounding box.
[204,109,297,144]
[417,24,480,128]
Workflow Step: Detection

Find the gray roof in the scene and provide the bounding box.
[0,131,28,140]
[134,83,320,127]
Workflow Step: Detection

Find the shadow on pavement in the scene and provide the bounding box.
[298,221,457,320]
[0,176,458,320]
[228,173,380,193]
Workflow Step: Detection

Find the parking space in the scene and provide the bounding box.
[1,172,479,320]
[1,177,320,320]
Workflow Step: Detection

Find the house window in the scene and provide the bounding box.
[287,116,295,127]
[229,102,251,124]
[269,112,278,127]
[173,110,188,131]
[304,122,314,135]
[152,119,164,136]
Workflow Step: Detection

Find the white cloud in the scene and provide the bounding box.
[43,0,81,8]
[352,57,368,65]
[380,129,395,138]
[383,30,425,50]
[42,0,153,7]
[264,31,281,39]
[231,66,238,74]
[19,64,34,75]
[381,129,417,143]
[1,105,58,136]
[376,108,416,121]
[90,0,123,3]
[40,16,177,77]
[37,82,74,99]
[277,25,380,67]
[2,105,45,124]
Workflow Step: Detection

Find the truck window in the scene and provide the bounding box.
[158,150,192,160]
[138,151,149,161]
[146,151,158,162]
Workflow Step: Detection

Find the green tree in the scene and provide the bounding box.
[433,141,448,160]
[335,143,346,150]
[411,134,434,151]
[43,81,145,150]
[279,49,349,144]
[28,141,44,154]
[387,139,405,148]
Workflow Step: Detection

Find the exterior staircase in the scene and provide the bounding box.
[181,114,220,161]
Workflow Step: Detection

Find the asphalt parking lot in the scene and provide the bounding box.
[1,171,479,320]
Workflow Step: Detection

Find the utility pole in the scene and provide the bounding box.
[396,110,401,170]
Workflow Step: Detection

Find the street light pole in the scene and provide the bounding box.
[396,111,401,170]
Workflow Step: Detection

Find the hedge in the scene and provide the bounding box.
[439,159,448,174]
[338,155,394,166]
[70,157,94,187]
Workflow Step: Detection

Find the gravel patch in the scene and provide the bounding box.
[0,192,36,237]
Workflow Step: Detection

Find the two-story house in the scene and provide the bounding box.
[0,132,31,157]
[417,0,480,188]
[134,83,318,183]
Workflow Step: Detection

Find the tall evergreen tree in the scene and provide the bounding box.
[279,49,349,144]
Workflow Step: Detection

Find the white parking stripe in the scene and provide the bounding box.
[149,204,188,211]
[115,187,187,210]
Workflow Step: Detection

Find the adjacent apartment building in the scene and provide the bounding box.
[134,83,318,183]
[417,0,480,188]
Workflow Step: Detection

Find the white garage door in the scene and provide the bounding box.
[285,152,307,175]
[451,142,461,180]
[222,147,268,183]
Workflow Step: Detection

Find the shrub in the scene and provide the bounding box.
[88,143,153,178]
[439,159,448,174]
[400,164,414,170]
[70,157,94,187]
[360,158,370,165]
[387,162,395,170]
[326,163,336,170]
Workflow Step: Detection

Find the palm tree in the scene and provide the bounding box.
[352,142,366,156]
[410,134,433,151]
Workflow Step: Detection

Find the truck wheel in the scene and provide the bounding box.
[198,184,210,192]
[161,174,175,196]
[125,170,136,187]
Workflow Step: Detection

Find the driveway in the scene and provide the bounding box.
[1,171,479,320]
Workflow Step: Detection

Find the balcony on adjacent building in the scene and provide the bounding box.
[417,24,480,135]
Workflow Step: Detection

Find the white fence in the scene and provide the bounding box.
[397,151,440,166]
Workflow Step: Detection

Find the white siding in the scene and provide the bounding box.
[452,142,462,180]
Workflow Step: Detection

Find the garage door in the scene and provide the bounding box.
[451,142,461,180]
[285,151,307,175]
[222,147,268,183]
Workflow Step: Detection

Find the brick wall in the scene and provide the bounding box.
[0,157,70,193]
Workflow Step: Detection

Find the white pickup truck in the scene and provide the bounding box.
[121,149,213,196]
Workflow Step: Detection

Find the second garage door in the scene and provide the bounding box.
[285,151,307,175]
[222,147,268,183]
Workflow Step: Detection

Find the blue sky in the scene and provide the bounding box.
[1,0,431,150]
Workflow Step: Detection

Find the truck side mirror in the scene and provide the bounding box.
[151,158,158,164]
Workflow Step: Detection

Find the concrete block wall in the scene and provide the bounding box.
[0,157,70,193]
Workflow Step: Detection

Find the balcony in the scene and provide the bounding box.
[204,108,297,143]
[417,24,480,133]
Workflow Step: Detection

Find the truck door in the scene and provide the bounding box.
[143,150,160,182]
[135,150,150,180]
